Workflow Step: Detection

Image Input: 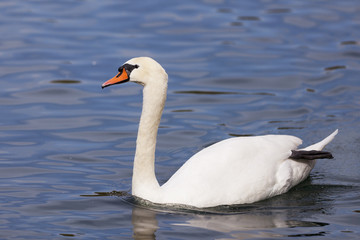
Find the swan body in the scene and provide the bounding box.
[102,57,338,208]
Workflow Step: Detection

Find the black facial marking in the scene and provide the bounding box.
[118,63,139,77]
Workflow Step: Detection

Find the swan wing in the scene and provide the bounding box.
[160,134,302,207]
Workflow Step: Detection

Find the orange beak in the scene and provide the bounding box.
[101,68,129,89]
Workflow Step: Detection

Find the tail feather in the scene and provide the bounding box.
[302,129,338,151]
[291,129,338,161]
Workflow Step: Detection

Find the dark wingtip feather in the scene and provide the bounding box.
[290,150,334,160]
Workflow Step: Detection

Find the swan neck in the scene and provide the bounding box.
[132,80,167,198]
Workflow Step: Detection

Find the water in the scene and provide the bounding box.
[0,0,360,239]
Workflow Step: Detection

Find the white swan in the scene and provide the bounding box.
[102,57,338,208]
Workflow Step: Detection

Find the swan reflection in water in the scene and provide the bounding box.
[78,181,337,239]
[131,205,328,240]
[130,184,331,240]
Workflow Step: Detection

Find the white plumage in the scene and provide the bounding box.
[102,57,338,208]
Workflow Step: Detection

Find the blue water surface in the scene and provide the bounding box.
[0,0,360,239]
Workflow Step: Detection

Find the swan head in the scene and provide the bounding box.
[101,57,168,89]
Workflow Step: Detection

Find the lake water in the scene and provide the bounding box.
[0,0,360,239]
